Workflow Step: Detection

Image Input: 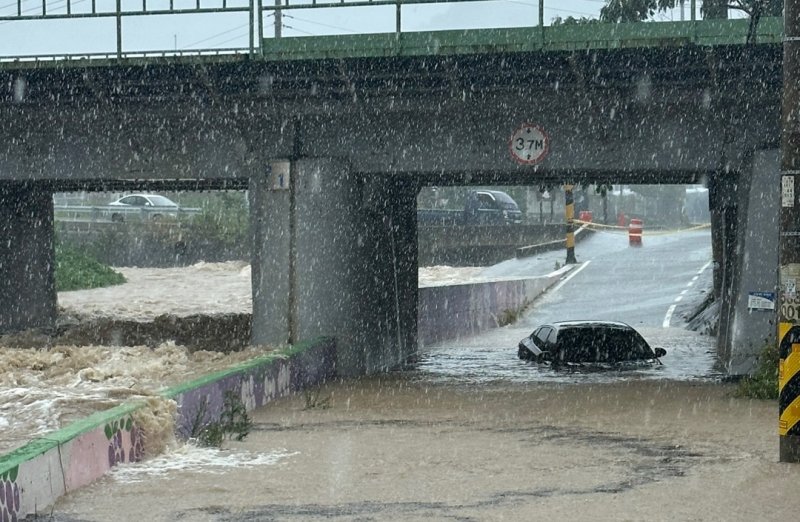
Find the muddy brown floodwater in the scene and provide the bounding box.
[0,263,485,455]
[52,375,800,521]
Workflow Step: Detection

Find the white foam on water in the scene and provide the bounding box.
[1,262,478,455]
[110,443,299,483]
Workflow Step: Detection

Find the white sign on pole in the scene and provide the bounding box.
[782,175,795,207]
[509,123,550,165]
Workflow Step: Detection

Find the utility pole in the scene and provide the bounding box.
[779,0,800,462]
[275,0,282,38]
[564,184,577,264]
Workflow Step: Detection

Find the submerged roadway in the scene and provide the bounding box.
[51,228,800,522]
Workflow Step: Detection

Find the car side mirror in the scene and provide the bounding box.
[654,348,667,358]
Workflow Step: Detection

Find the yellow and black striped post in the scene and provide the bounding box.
[779,323,800,460]
[564,184,577,264]
[780,0,800,462]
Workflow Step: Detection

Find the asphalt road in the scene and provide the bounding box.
[416,228,718,384]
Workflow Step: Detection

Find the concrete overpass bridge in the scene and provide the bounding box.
[0,6,785,375]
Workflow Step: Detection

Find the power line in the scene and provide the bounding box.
[281,23,316,36]
[283,13,359,34]
[182,22,250,49]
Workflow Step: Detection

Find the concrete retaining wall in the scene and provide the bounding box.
[418,267,570,346]
[0,337,336,521]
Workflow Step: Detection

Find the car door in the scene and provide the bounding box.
[521,327,545,356]
[535,327,554,359]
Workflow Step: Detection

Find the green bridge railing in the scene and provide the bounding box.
[0,0,778,63]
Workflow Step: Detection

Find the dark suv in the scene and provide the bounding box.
[518,320,666,366]
[464,190,523,225]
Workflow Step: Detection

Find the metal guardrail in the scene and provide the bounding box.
[53,204,201,223]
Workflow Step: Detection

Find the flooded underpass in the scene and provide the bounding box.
[36,229,800,521]
[48,376,800,521]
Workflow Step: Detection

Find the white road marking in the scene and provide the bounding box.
[663,260,713,328]
[663,304,677,328]
[550,260,592,294]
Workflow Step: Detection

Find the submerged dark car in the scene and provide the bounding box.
[518,320,666,367]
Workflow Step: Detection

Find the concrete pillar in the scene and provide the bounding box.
[724,150,781,374]
[249,160,292,346]
[250,158,418,376]
[0,182,57,332]
[708,171,740,363]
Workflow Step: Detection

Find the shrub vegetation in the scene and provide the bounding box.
[55,244,126,291]
[735,342,779,400]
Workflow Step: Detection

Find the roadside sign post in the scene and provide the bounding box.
[564,184,577,264]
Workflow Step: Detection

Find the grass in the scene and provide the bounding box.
[190,391,253,447]
[497,298,532,327]
[735,342,779,400]
[303,387,332,410]
[55,244,126,291]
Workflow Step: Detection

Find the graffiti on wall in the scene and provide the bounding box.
[105,417,144,467]
[0,466,20,522]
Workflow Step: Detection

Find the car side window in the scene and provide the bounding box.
[477,193,496,210]
[546,328,558,345]
[534,327,551,347]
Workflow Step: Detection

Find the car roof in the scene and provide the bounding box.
[547,320,634,330]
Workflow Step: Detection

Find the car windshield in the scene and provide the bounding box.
[490,192,519,210]
[147,196,177,206]
[556,326,654,363]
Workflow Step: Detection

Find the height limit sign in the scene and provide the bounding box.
[509,123,550,165]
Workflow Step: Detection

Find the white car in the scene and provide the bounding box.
[108,194,179,222]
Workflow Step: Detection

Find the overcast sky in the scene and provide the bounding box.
[0,0,742,58]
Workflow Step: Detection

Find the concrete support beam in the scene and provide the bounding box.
[708,171,739,360]
[722,150,780,374]
[711,150,780,374]
[0,182,56,332]
[250,158,418,376]
[249,160,292,346]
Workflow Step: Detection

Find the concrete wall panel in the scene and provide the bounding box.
[726,150,780,374]
[418,268,568,346]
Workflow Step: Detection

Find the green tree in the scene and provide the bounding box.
[551,16,600,26]
[599,0,781,23]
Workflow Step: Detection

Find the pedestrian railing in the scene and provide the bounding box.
[53,204,201,223]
